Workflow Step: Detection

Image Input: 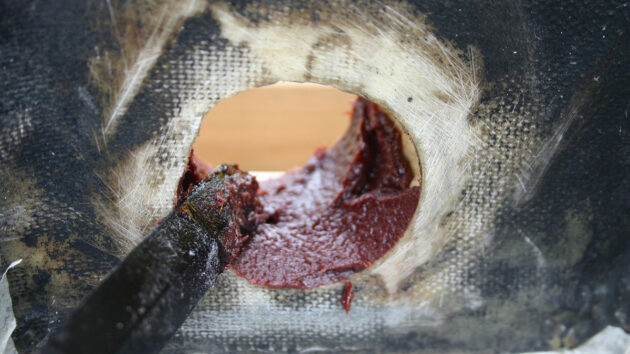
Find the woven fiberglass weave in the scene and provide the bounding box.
[1,0,629,352]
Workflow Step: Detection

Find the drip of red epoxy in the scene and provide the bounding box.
[341,282,354,314]
[231,98,420,288]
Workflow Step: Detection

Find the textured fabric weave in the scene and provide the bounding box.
[0,1,628,352]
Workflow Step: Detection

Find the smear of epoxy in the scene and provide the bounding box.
[231,98,420,288]
[341,282,354,315]
[180,98,419,290]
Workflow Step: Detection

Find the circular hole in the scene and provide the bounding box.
[188,82,421,289]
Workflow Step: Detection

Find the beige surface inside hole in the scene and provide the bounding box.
[193,81,356,172]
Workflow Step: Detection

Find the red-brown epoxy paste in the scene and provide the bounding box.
[230,98,420,288]
[341,282,354,314]
[175,150,214,206]
[176,163,264,263]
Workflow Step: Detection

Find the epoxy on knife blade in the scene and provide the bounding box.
[41,165,262,354]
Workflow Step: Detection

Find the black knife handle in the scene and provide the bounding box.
[41,165,258,354]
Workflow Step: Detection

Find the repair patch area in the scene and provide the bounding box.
[230,98,420,288]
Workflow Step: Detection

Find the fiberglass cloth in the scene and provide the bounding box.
[0,0,629,352]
